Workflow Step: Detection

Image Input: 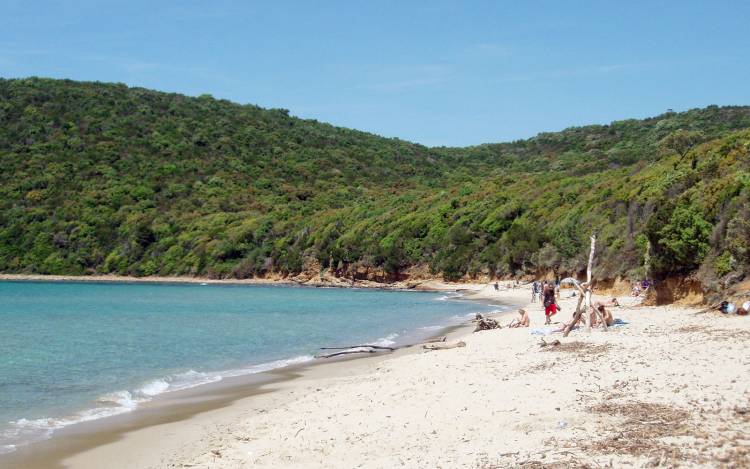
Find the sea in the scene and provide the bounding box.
[0,281,498,453]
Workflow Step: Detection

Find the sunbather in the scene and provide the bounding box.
[601,297,620,307]
[509,308,530,328]
[590,302,614,327]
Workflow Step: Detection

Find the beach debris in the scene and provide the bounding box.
[539,338,561,348]
[543,340,612,358]
[315,344,395,359]
[474,317,501,332]
[319,344,395,351]
[582,401,694,464]
[423,340,466,350]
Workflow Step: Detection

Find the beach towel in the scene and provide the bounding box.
[529,325,579,335]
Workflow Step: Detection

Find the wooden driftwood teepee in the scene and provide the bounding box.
[562,234,607,337]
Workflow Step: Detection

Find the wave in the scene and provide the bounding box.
[0,354,314,454]
[370,332,398,347]
[435,292,463,301]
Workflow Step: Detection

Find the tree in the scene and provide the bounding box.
[650,205,712,274]
[659,130,705,169]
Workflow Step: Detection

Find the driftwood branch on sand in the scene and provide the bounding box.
[423,340,466,350]
[315,344,395,359]
[320,345,395,351]
[474,314,502,332]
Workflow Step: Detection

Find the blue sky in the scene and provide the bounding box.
[2,1,749,146]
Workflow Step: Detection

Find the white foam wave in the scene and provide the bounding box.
[435,292,463,301]
[370,333,398,347]
[219,355,315,378]
[138,379,170,397]
[0,354,315,454]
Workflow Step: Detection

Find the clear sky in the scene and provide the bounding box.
[2,1,749,146]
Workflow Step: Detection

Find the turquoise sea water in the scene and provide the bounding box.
[0,281,497,453]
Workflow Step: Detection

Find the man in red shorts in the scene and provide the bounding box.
[543,282,559,325]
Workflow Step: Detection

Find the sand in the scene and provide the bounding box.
[8,282,750,468]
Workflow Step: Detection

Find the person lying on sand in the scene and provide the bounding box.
[601,297,620,307]
[508,309,530,328]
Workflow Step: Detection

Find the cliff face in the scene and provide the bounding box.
[1,78,749,297]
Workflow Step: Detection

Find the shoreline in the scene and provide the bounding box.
[1,282,526,469]
[0,273,300,287]
[0,272,512,292]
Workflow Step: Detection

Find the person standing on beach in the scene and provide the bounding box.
[543,283,559,325]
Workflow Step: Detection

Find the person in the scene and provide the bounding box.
[531,281,538,302]
[601,297,620,307]
[494,281,499,291]
[509,308,530,328]
[543,283,560,325]
[632,283,641,297]
[718,301,737,314]
[553,319,576,333]
[590,302,614,327]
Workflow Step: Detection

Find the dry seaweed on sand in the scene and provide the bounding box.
[542,341,612,358]
[584,401,693,462]
[677,325,750,341]
[676,324,711,333]
[578,398,750,467]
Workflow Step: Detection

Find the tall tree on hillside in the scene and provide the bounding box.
[659,129,706,169]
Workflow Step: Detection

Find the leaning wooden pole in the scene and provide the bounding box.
[584,234,596,332]
[563,234,598,337]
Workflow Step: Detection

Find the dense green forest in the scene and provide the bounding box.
[1,78,749,292]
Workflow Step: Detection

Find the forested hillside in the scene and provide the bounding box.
[1,78,749,292]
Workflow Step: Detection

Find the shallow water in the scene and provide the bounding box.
[0,281,496,452]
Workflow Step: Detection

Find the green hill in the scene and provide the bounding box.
[1,77,749,293]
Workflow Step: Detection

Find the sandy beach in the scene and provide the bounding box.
[3,281,745,468]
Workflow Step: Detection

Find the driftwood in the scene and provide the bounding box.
[563,234,607,337]
[320,345,395,351]
[423,340,466,350]
[564,289,586,337]
[474,317,501,332]
[316,350,378,359]
[315,344,395,359]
